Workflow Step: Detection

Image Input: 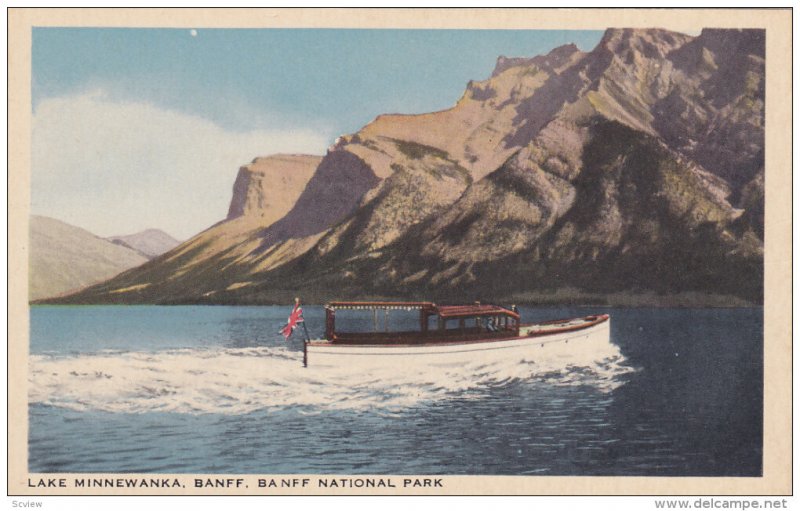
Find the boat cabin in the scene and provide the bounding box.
[324,301,520,344]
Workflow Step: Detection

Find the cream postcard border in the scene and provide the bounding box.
[7,8,792,495]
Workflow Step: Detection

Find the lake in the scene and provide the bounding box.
[28,305,762,475]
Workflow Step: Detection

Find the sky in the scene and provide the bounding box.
[32,28,604,240]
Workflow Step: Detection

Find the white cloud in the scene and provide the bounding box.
[32,90,331,240]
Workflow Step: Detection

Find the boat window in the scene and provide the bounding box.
[441,318,476,331]
[330,308,422,333]
[447,319,461,330]
[427,315,438,331]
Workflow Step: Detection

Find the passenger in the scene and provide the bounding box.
[486,317,498,332]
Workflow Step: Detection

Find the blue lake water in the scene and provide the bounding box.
[28,305,762,476]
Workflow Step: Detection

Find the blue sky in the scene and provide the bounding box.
[32,28,604,239]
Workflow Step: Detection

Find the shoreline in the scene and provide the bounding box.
[32,291,760,309]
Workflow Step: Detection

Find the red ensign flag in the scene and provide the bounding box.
[280,301,304,340]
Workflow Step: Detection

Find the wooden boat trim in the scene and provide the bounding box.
[524,314,609,337]
[436,304,520,320]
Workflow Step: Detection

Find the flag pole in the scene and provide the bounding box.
[296,297,311,342]
[296,297,310,368]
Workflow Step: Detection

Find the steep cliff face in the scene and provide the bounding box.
[227,154,322,222]
[53,28,764,305]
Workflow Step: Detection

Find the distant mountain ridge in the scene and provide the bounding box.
[107,229,181,259]
[29,216,149,301]
[49,28,764,306]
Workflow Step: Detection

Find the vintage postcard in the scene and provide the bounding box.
[7,8,792,497]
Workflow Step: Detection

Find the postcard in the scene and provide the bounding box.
[7,7,792,496]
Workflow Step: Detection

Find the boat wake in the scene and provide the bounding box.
[29,344,635,415]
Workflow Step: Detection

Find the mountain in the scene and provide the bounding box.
[29,215,149,301]
[39,154,322,303]
[50,28,764,306]
[107,229,181,259]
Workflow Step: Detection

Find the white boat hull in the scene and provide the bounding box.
[305,317,611,368]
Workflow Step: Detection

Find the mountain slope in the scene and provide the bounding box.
[52,28,764,306]
[29,215,149,301]
[107,229,181,259]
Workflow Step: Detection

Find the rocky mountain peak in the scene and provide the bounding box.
[597,28,693,60]
[492,43,581,77]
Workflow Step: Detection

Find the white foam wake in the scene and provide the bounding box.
[29,344,634,414]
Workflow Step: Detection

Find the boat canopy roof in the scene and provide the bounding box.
[436,304,518,319]
[326,301,518,320]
